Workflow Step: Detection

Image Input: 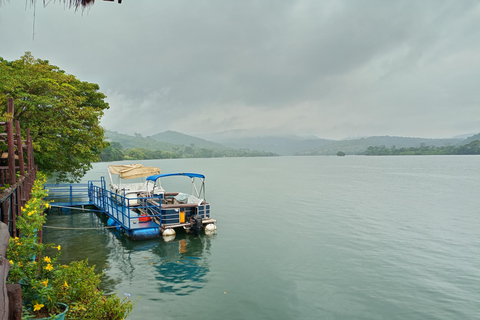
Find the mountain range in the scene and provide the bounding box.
[105,130,479,156]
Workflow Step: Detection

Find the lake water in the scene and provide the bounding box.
[44,156,480,320]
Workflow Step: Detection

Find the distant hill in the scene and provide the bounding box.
[207,135,333,155]
[452,133,478,139]
[105,130,179,151]
[297,136,464,155]
[102,130,278,161]
[461,133,480,145]
[105,130,479,157]
[149,131,227,150]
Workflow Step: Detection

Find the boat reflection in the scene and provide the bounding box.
[154,234,212,295]
[118,230,214,296]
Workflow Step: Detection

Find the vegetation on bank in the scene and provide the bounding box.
[364,140,480,155]
[100,136,480,161]
[0,53,109,182]
[99,141,278,162]
[296,135,471,156]
[0,53,132,318]
[7,173,134,319]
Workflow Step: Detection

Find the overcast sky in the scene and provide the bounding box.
[1,0,479,140]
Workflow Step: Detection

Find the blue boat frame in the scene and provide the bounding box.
[45,173,215,240]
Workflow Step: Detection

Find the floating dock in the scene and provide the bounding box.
[44,178,216,240]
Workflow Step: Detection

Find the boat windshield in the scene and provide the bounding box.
[146,173,206,199]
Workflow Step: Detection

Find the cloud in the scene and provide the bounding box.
[1,0,479,139]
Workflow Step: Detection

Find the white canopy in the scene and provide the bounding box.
[108,164,161,180]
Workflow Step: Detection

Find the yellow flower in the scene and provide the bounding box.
[44,264,53,271]
[28,211,33,216]
[55,245,61,251]
[63,281,69,288]
[43,256,51,263]
[45,203,50,209]
[14,237,19,241]
[18,262,23,267]
[9,260,13,265]
[33,303,44,312]
[41,279,48,287]
[25,204,29,209]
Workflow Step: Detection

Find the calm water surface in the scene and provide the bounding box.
[44,156,480,320]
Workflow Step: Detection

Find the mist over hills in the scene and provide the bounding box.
[105,130,179,150]
[207,135,334,155]
[105,130,478,156]
[149,131,226,150]
[461,133,480,144]
[297,136,465,156]
[203,133,471,155]
[103,130,277,159]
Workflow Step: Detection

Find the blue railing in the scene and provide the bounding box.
[88,182,163,230]
[44,178,211,232]
[44,183,92,206]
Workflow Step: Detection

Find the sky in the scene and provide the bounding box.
[0,0,479,140]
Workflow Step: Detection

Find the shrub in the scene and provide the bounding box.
[7,173,134,319]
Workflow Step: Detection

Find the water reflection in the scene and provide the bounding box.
[152,236,212,295]
[45,209,215,298]
[118,232,213,296]
[43,209,123,291]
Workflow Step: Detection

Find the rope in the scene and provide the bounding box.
[48,204,104,213]
[43,225,117,230]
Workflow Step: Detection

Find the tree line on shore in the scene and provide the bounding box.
[364,140,480,155]
[99,141,277,162]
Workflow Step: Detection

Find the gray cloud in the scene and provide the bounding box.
[1,0,479,139]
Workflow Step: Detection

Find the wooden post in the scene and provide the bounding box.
[6,99,15,187]
[0,222,10,319]
[14,121,24,177]
[15,122,26,222]
[7,284,21,320]
[26,128,33,173]
[1,200,8,226]
[0,258,10,319]
[0,222,8,257]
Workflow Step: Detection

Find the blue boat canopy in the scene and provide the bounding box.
[146,172,205,181]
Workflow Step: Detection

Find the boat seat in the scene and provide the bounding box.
[160,203,199,209]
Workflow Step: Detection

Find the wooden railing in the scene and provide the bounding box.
[0,98,37,319]
[0,98,36,237]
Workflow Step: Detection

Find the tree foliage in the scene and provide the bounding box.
[0,52,109,182]
[364,140,480,155]
[99,142,277,162]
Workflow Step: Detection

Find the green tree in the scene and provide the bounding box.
[457,140,480,154]
[99,142,124,161]
[184,146,194,155]
[125,148,147,160]
[0,52,109,182]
